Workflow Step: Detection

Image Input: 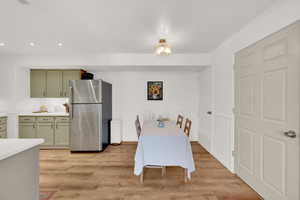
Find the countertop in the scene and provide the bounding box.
[0,113,7,117]
[0,139,44,161]
[19,112,69,116]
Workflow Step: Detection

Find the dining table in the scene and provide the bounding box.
[134,120,195,181]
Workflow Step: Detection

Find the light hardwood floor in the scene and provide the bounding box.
[40,143,262,200]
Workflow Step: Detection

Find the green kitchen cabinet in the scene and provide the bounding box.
[30,69,81,98]
[19,123,36,138]
[55,123,69,146]
[19,116,69,148]
[46,71,62,97]
[0,116,7,138]
[30,70,46,97]
[62,71,81,97]
[36,123,54,146]
[0,132,6,138]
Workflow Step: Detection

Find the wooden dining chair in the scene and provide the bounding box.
[135,115,141,138]
[176,115,184,128]
[184,119,192,137]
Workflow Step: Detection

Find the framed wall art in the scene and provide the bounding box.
[147,81,163,101]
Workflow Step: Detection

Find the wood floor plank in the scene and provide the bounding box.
[40,143,262,200]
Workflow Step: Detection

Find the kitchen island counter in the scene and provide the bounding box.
[0,138,43,160]
[0,139,44,200]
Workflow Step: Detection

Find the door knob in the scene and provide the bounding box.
[284,130,297,138]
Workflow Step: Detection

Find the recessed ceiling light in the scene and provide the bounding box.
[18,0,31,5]
[58,42,63,47]
[0,42,5,47]
[29,42,35,46]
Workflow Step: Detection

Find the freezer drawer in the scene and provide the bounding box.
[70,104,102,151]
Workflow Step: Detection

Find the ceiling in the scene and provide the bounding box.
[0,0,276,55]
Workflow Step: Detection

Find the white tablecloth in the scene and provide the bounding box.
[134,120,195,179]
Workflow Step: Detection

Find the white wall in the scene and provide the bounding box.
[0,57,68,137]
[0,58,18,136]
[198,66,212,152]
[94,71,200,141]
[2,0,300,173]
[0,60,14,113]
[0,54,207,138]
[210,0,300,171]
[0,53,210,67]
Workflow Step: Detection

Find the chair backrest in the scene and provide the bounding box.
[176,115,184,128]
[184,119,192,136]
[135,115,141,138]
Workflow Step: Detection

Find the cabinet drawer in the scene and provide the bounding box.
[0,124,6,132]
[37,117,54,122]
[55,117,70,122]
[0,117,7,124]
[19,116,36,123]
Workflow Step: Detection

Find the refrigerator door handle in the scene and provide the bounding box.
[70,86,74,119]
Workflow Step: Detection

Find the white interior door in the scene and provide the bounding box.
[234,22,299,200]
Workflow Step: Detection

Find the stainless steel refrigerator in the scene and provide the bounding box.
[69,80,112,152]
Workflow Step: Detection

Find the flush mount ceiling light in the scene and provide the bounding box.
[155,39,171,56]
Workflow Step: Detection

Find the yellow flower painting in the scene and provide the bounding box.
[147,81,163,100]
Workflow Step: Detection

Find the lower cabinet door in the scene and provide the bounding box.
[0,131,6,138]
[55,123,69,146]
[36,123,54,146]
[19,123,36,138]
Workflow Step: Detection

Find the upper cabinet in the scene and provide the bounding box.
[30,69,81,98]
[46,71,62,98]
[31,70,47,97]
[62,71,81,97]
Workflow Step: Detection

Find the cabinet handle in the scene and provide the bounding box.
[43,90,46,97]
[64,91,67,97]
